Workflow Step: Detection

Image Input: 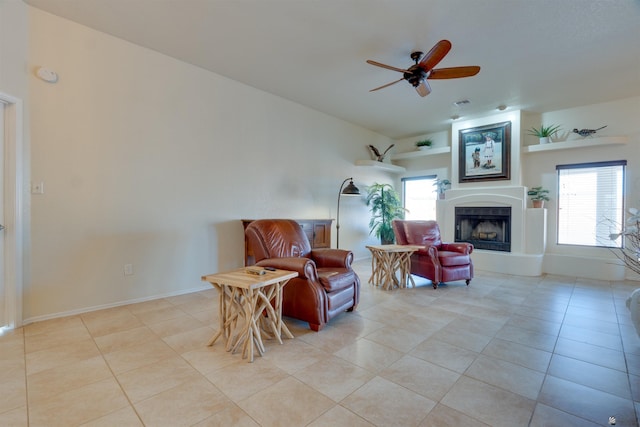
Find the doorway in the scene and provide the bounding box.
[0,92,24,331]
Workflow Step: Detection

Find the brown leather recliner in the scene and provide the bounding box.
[392,219,473,289]
[245,219,360,331]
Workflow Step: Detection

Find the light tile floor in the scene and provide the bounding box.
[2,260,640,426]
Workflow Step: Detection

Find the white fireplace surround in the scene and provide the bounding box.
[436,186,546,276]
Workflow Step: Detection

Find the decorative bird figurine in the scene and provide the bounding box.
[368,144,395,162]
[573,125,607,138]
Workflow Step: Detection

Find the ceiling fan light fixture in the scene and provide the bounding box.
[497,104,507,111]
[451,114,460,120]
[366,40,480,98]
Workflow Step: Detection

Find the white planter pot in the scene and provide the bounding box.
[539,137,550,144]
[417,146,431,151]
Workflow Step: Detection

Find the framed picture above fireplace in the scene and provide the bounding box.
[458,121,511,183]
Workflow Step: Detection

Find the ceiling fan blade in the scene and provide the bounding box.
[366,60,407,74]
[369,78,405,92]
[429,66,481,79]
[415,80,431,97]
[418,40,452,71]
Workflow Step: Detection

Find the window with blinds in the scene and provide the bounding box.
[401,175,437,220]
[557,160,626,247]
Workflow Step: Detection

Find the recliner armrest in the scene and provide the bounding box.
[256,257,315,279]
[440,242,474,254]
[310,248,353,268]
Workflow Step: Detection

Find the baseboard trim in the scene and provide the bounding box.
[22,284,212,326]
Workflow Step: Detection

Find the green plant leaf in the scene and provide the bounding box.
[365,183,407,242]
[527,124,562,137]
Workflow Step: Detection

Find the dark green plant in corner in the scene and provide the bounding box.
[366,183,407,244]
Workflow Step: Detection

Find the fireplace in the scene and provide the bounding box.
[455,206,511,252]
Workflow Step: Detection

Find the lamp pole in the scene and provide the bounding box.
[336,177,360,249]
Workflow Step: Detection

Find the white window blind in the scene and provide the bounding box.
[557,161,625,247]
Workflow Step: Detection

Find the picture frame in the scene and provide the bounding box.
[458,121,511,183]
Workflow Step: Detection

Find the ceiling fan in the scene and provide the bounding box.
[366,40,480,97]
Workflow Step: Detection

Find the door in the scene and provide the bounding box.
[0,93,23,331]
[0,100,5,328]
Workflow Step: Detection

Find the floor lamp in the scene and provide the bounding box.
[336,177,360,249]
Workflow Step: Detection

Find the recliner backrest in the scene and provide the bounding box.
[401,220,442,247]
[246,219,312,262]
[392,220,409,245]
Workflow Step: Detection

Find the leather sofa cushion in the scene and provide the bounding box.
[317,268,357,292]
[438,251,471,267]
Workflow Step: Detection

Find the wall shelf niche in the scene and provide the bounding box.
[522,136,628,154]
[354,159,406,173]
[390,146,451,161]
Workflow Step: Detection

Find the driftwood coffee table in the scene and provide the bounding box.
[201,268,297,362]
[366,244,423,290]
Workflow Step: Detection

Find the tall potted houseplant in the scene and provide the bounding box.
[366,183,407,244]
[527,186,550,208]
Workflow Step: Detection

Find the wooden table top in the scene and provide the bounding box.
[202,268,298,289]
[366,244,424,252]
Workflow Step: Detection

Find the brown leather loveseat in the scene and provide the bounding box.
[245,219,360,331]
[392,219,473,289]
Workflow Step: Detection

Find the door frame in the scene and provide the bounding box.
[1,92,24,330]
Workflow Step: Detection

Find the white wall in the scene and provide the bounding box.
[1,1,28,97]
[26,8,390,322]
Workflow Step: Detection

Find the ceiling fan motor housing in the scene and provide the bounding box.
[404,65,427,87]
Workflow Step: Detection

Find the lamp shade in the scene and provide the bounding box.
[341,179,360,195]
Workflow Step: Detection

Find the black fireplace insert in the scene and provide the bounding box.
[455,206,511,252]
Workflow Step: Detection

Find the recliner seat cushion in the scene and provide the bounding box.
[317,268,357,292]
[438,251,471,266]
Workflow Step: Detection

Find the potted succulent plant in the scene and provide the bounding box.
[527,186,550,208]
[366,183,407,244]
[433,179,451,199]
[527,124,562,144]
[415,139,433,150]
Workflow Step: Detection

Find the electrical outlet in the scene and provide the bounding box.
[31,182,45,194]
[124,264,134,276]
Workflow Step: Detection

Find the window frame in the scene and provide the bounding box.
[401,175,438,221]
[556,160,626,248]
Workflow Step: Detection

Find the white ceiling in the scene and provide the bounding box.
[24,0,640,139]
